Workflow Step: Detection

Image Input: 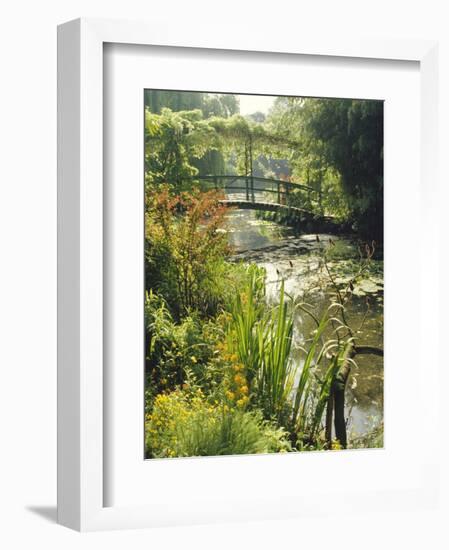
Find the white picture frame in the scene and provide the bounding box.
[57,17,440,531]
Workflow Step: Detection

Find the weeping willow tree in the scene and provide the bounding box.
[144,92,240,188]
[144,108,216,190]
[266,97,383,237]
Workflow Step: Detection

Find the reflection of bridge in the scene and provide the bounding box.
[190,175,322,214]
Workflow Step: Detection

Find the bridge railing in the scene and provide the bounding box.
[184,175,322,210]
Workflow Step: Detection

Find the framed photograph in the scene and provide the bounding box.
[57,18,440,531]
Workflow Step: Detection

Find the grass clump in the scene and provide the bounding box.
[145,388,291,458]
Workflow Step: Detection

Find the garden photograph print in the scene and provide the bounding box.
[144,90,384,459]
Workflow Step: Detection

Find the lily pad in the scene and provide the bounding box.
[357,280,383,293]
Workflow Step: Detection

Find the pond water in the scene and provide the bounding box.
[225,208,384,438]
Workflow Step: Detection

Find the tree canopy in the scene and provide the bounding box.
[266,97,383,237]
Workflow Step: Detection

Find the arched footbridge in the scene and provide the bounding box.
[185,175,335,224]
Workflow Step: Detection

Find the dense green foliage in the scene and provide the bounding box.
[144,106,301,191]
[266,97,383,237]
[144,90,239,118]
[145,188,236,317]
[144,91,239,190]
[146,389,291,458]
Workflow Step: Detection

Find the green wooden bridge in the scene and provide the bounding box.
[187,174,323,216]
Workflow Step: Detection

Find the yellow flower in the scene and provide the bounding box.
[240,385,248,395]
[226,390,235,400]
[236,396,249,408]
[331,439,343,451]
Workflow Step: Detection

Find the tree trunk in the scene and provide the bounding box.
[325,391,334,447]
[332,357,351,448]
[333,384,347,448]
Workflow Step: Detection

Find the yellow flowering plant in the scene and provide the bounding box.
[145,388,291,458]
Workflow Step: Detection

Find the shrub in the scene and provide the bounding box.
[145,188,231,318]
[145,290,222,395]
[145,389,291,458]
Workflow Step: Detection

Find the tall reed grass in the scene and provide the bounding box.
[228,271,355,446]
